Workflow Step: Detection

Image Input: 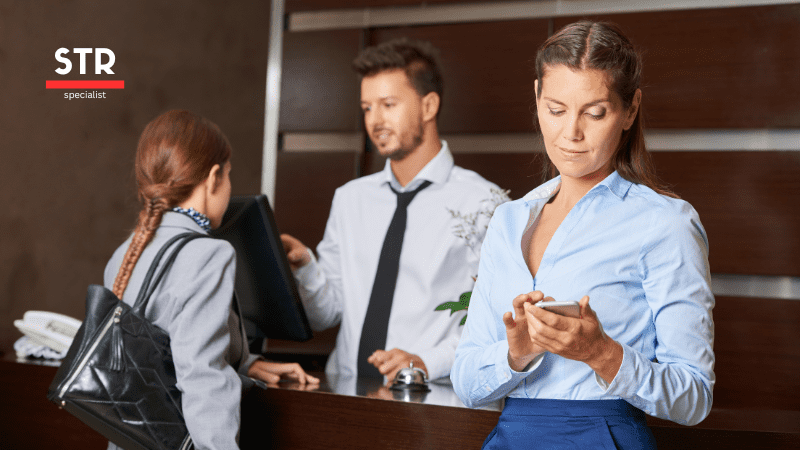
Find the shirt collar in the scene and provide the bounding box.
[522,170,633,205]
[522,175,561,204]
[600,170,633,199]
[160,210,209,234]
[380,140,453,192]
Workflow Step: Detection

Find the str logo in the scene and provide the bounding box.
[46,47,125,96]
[54,48,115,75]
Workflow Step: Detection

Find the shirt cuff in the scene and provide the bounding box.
[494,340,542,385]
[595,342,632,394]
[511,352,545,374]
[292,247,318,283]
[240,353,263,376]
[417,346,451,381]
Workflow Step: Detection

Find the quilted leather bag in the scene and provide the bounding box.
[48,232,204,450]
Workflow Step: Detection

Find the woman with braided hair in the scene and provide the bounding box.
[104,110,318,450]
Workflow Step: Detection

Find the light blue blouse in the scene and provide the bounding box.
[451,171,715,426]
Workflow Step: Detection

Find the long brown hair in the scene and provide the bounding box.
[112,110,232,298]
[534,20,676,198]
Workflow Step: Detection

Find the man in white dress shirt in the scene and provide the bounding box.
[281,38,505,382]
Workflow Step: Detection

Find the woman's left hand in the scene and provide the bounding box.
[523,295,623,384]
[247,360,320,386]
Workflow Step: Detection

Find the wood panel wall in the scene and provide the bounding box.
[652,151,800,277]
[0,1,270,352]
[555,5,800,128]
[369,20,548,133]
[280,29,363,132]
[276,3,800,277]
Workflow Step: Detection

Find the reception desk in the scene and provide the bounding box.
[2,354,799,449]
[241,375,501,449]
[239,373,800,449]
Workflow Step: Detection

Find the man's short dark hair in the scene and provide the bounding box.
[353,38,444,115]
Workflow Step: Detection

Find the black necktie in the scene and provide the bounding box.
[357,180,432,378]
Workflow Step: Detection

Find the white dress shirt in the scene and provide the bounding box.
[293,141,503,380]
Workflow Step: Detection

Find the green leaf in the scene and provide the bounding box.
[435,291,472,322]
[434,301,460,311]
[434,301,467,315]
[459,291,471,307]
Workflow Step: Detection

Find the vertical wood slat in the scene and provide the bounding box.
[279,29,363,132]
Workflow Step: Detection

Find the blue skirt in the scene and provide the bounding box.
[482,398,656,449]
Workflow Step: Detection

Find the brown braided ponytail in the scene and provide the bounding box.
[112,110,232,299]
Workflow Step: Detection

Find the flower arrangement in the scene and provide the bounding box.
[435,188,510,325]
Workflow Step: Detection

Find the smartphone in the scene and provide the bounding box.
[536,301,580,318]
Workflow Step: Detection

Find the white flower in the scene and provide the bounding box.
[446,187,511,256]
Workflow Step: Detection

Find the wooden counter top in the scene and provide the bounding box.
[3,354,798,449]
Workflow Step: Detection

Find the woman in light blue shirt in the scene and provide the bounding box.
[451,21,715,449]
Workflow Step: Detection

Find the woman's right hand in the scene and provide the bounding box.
[247,360,320,386]
[503,291,547,371]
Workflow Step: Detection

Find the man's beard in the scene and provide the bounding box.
[374,122,424,161]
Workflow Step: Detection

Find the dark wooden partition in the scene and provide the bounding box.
[370,20,548,133]
[307,4,800,133]
[280,30,363,132]
[0,0,270,352]
[554,4,800,128]
[273,151,360,248]
[711,296,800,413]
[652,151,800,276]
[279,3,800,134]
[453,153,546,200]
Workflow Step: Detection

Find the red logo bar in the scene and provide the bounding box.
[46,80,125,89]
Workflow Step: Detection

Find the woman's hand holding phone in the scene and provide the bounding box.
[503,291,548,371]
[524,295,623,384]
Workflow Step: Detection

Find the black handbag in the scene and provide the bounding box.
[48,232,205,450]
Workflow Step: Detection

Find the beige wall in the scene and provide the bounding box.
[0,1,269,351]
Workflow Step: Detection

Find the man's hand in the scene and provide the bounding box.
[367,348,427,384]
[247,360,320,386]
[280,234,312,269]
[503,291,548,371]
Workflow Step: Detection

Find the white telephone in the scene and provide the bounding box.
[14,310,82,353]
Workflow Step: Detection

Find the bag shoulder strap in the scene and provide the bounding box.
[132,232,207,314]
